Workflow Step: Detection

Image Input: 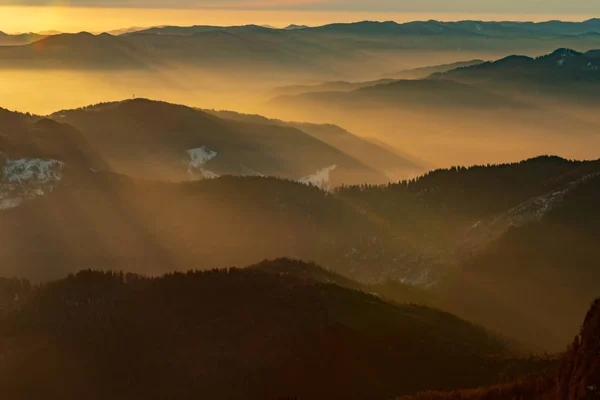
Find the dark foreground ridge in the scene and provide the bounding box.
[0,259,555,400]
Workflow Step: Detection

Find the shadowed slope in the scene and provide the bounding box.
[0,260,553,400]
[396,298,600,400]
[54,99,388,184]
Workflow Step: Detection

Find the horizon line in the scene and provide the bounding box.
[1,6,598,34]
[4,16,600,35]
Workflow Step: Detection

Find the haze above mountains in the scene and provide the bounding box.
[2,18,600,166]
[1,16,600,400]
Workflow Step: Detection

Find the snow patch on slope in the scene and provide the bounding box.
[461,170,600,253]
[0,153,64,211]
[300,165,337,190]
[556,48,576,67]
[0,197,23,210]
[3,158,63,183]
[200,169,220,179]
[186,147,219,179]
[240,165,265,177]
[187,147,217,169]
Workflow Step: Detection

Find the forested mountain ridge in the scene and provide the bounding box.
[432,48,600,86]
[336,156,600,265]
[248,259,435,307]
[3,14,600,400]
[441,170,600,350]
[129,20,600,37]
[0,109,109,212]
[0,169,447,285]
[268,47,600,113]
[203,108,424,180]
[0,117,107,171]
[2,119,600,352]
[338,156,600,221]
[333,157,600,350]
[0,259,556,400]
[2,23,600,82]
[265,48,600,168]
[50,99,395,184]
[2,150,599,286]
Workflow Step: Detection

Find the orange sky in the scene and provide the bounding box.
[0,6,597,33]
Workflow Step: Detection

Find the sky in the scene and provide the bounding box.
[0,0,599,33]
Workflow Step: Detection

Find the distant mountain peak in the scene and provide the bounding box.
[36,30,62,35]
[550,47,581,56]
[283,24,308,30]
[34,31,99,46]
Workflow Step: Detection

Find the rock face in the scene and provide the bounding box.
[557,299,600,400]
[394,299,600,400]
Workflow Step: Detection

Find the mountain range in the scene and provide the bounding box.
[2,20,600,81]
[0,32,47,46]
[128,19,600,38]
[266,47,600,166]
[48,99,420,183]
[0,259,556,400]
[269,47,600,102]
[203,108,425,179]
[432,48,600,95]
[2,105,600,351]
[2,16,600,400]
[269,47,600,106]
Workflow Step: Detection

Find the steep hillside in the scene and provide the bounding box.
[0,109,109,211]
[557,299,600,400]
[0,170,439,284]
[249,258,436,307]
[442,172,600,350]
[3,154,593,285]
[0,260,553,400]
[204,109,424,179]
[341,156,600,220]
[52,99,388,185]
[335,157,600,349]
[1,118,107,170]
[397,298,600,400]
[0,107,107,169]
[1,150,599,352]
[337,156,600,262]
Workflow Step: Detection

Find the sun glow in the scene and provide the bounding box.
[0,6,595,33]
